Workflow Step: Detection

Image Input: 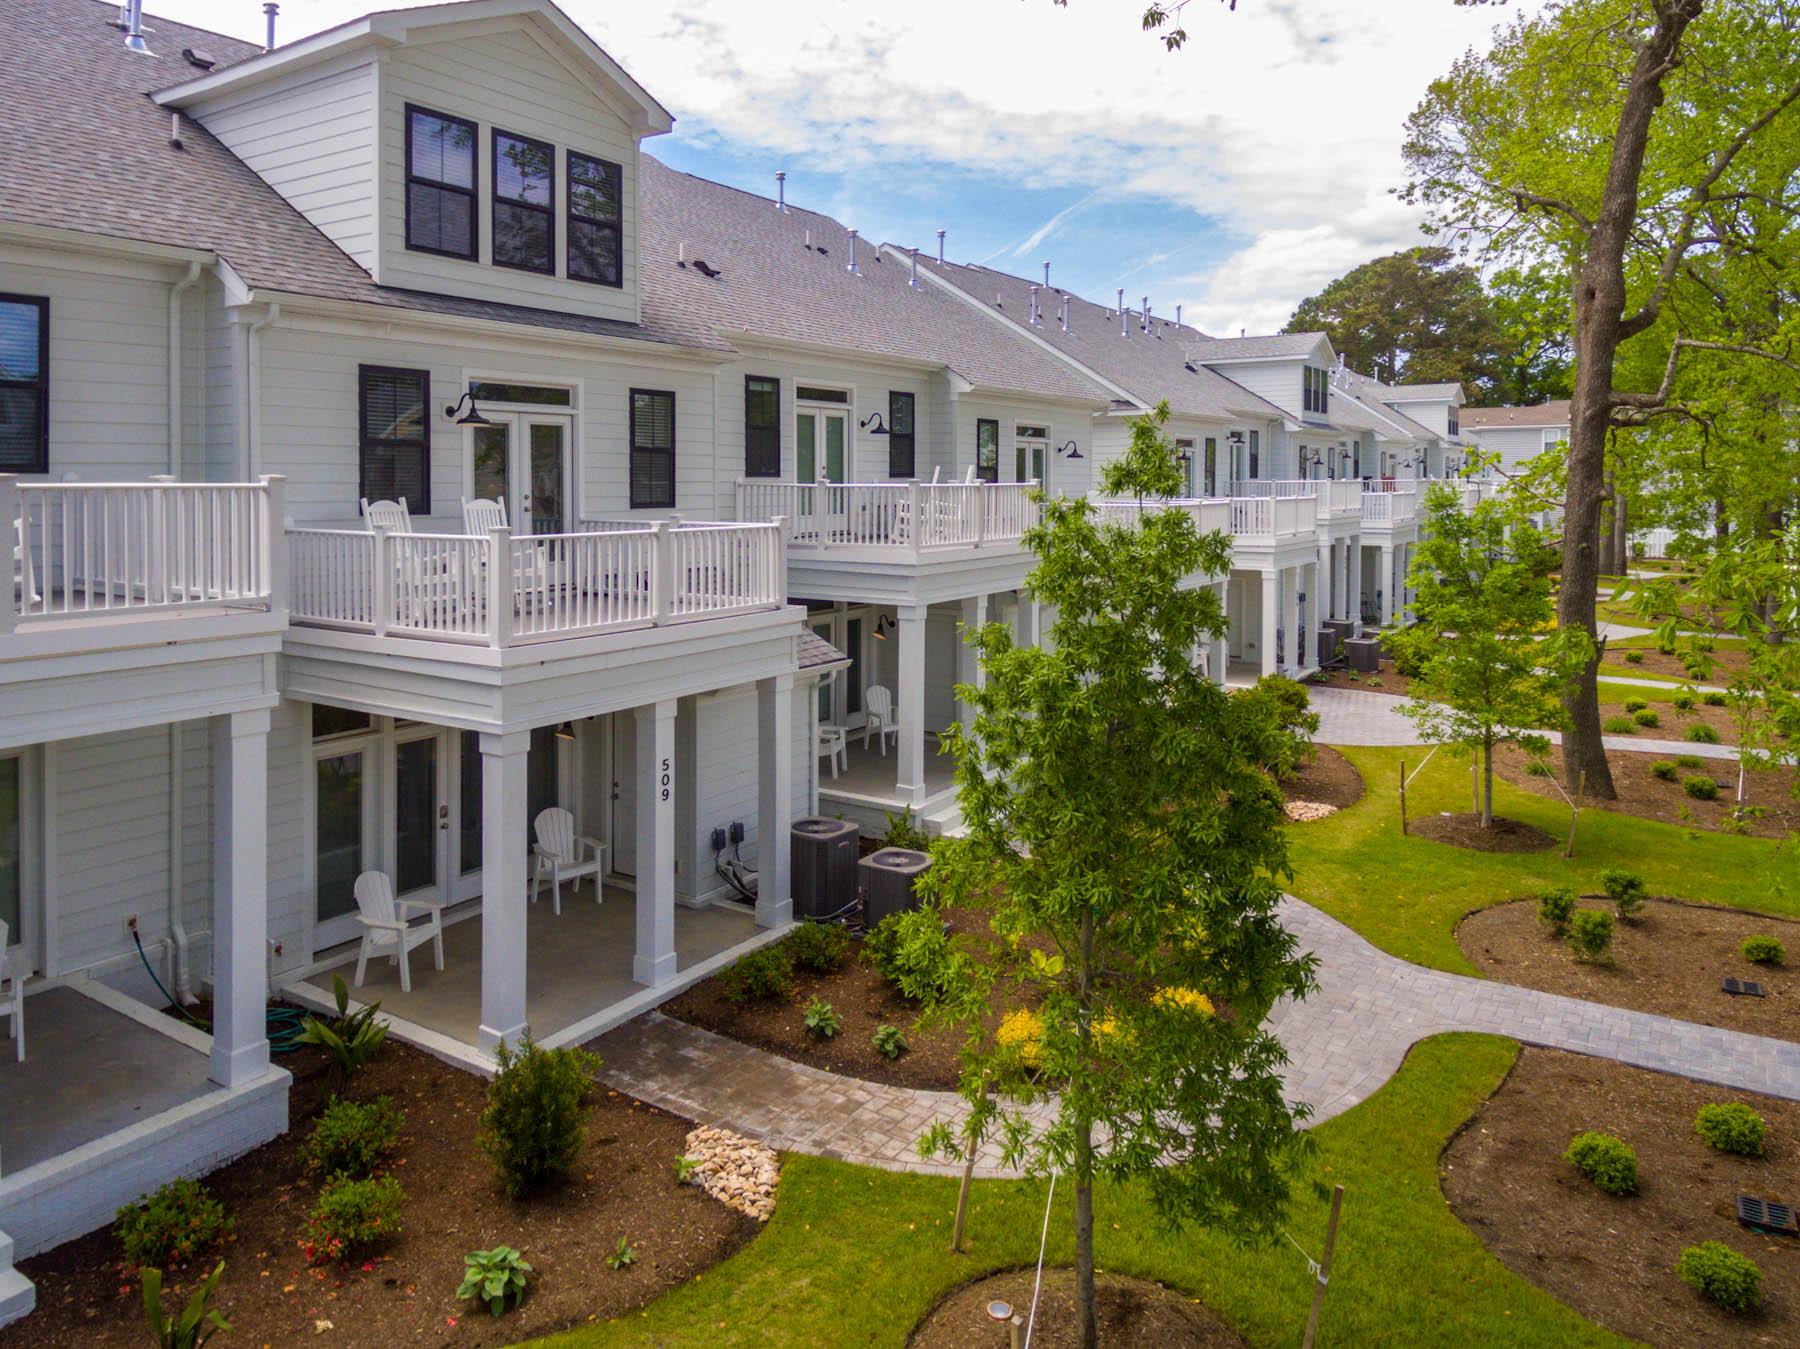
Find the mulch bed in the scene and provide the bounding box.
[910,1268,1245,1348]
[1608,643,1750,683]
[1409,812,1558,853]
[16,1040,756,1347]
[1457,898,1798,1041]
[1494,744,1797,839]
[1597,696,1755,747]
[1281,744,1365,811]
[1441,1048,1800,1346]
[1314,662,1414,698]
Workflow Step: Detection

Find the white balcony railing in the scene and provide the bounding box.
[735,480,1039,556]
[1230,493,1318,539]
[1362,490,1419,526]
[288,519,785,648]
[1229,478,1362,518]
[4,475,284,635]
[1093,497,1234,538]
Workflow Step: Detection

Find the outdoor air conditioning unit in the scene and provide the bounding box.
[859,847,932,927]
[791,817,859,920]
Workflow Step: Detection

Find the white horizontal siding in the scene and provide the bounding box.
[1208,361,1299,420]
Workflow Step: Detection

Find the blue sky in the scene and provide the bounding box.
[158,0,1527,334]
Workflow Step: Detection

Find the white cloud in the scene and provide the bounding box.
[157,0,1528,335]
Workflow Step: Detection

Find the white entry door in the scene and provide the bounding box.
[470,413,574,534]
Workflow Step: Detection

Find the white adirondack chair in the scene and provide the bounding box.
[530,807,605,914]
[461,497,507,535]
[1,919,24,1061]
[12,514,38,613]
[350,870,443,994]
[863,684,898,754]
[360,498,414,533]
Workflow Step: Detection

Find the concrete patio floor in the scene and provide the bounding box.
[820,732,954,803]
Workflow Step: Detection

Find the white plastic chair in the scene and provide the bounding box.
[530,807,604,914]
[817,723,847,778]
[350,870,443,994]
[863,684,898,754]
[462,497,507,535]
[1,919,24,1061]
[12,515,38,613]
[360,498,415,533]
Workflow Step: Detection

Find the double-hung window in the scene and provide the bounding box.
[568,152,623,287]
[744,376,780,477]
[975,418,999,483]
[887,391,916,478]
[630,389,676,508]
[405,106,477,260]
[492,130,554,274]
[0,295,48,473]
[1248,429,1261,479]
[359,366,431,512]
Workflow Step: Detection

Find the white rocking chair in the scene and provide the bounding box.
[351,870,443,994]
[12,515,39,615]
[530,807,605,915]
[863,684,898,754]
[0,919,23,1062]
[360,497,415,533]
[461,497,508,536]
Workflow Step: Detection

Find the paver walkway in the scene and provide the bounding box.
[596,896,1800,1178]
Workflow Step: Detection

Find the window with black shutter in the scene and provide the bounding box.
[975,418,999,483]
[568,152,623,287]
[744,376,780,477]
[1248,429,1260,478]
[405,106,477,260]
[492,129,554,274]
[359,366,431,511]
[0,295,48,473]
[887,391,915,478]
[630,389,676,508]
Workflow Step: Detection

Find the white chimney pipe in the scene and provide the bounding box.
[936,229,946,264]
[775,170,786,210]
[678,241,688,265]
[263,2,279,52]
[909,248,920,288]
[803,228,812,250]
[846,229,860,275]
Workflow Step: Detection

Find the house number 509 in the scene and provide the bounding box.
[660,757,671,802]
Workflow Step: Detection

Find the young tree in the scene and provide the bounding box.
[1389,486,1592,827]
[917,408,1317,1349]
[1402,0,1800,800]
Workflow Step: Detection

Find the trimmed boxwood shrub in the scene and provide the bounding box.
[304,1175,403,1264]
[1650,760,1678,782]
[305,1095,404,1179]
[1623,649,1645,664]
[1536,886,1577,936]
[1682,776,1719,801]
[1602,716,1637,734]
[1675,754,1704,769]
[784,920,850,973]
[1702,691,1728,707]
[1632,709,1660,728]
[1676,1241,1762,1313]
[1600,868,1646,917]
[1741,934,1786,965]
[721,943,796,1004]
[1695,1102,1766,1157]
[1672,692,1694,711]
[114,1178,231,1269]
[1564,1131,1638,1196]
[1685,723,1721,744]
[1622,697,1649,714]
[1567,908,1614,964]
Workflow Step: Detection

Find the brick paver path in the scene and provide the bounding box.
[595,897,1800,1178]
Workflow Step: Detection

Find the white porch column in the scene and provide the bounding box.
[1402,543,1416,623]
[1306,558,1323,670]
[478,729,530,1051]
[1258,571,1278,678]
[634,699,678,986]
[1281,566,1301,675]
[1379,545,1395,628]
[958,594,987,735]
[209,707,270,1088]
[755,674,794,929]
[1015,594,1040,649]
[1333,540,1349,622]
[1211,580,1230,688]
[1349,537,1364,635]
[896,604,929,805]
[1317,541,1333,622]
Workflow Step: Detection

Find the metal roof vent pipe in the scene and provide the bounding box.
[1118,288,1128,338]
[1175,303,1183,328]
[1028,285,1041,325]
[908,247,920,288]
[846,229,861,275]
[124,0,149,53]
[775,170,787,211]
[936,229,946,264]
[1059,294,1069,332]
[1042,261,1051,289]
[262,2,279,51]
[1142,296,1151,332]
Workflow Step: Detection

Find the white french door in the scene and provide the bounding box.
[796,408,848,484]
[470,413,574,534]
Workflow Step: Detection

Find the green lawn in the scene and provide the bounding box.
[1285,745,1792,974]
[539,1035,1624,1348]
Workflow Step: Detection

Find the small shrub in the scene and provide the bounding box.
[863,907,955,1002]
[1564,1131,1638,1196]
[1702,691,1727,707]
[1682,775,1719,801]
[879,808,931,852]
[995,1007,1045,1069]
[1695,1102,1766,1157]
[297,974,389,1087]
[785,920,850,973]
[141,1261,229,1349]
[1536,886,1577,936]
[1632,709,1660,728]
[1672,692,1694,711]
[304,1175,403,1264]
[1623,649,1644,664]
[115,1179,231,1270]
[1623,697,1649,714]
[1601,716,1636,734]
[1599,869,1646,918]
[459,1245,532,1317]
[304,1095,403,1180]
[607,1237,637,1270]
[1741,935,1786,965]
[872,1024,907,1059]
[1523,759,1553,777]
[478,1037,603,1197]
[1685,723,1720,743]
[720,944,796,1005]
[1676,1242,1762,1313]
[1676,753,1704,769]
[802,996,842,1039]
[1650,760,1678,782]
[1364,675,1385,688]
[1567,908,1614,964]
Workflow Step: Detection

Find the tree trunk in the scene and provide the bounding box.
[1481,739,1494,828]
[1074,906,1098,1349]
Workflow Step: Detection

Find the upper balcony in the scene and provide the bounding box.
[1092,493,1317,565]
[1235,478,1364,523]
[1361,484,1420,530]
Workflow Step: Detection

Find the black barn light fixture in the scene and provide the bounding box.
[445,391,493,426]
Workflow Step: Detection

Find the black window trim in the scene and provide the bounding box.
[358,363,432,514]
[404,103,479,261]
[490,126,556,276]
[0,292,49,474]
[629,387,677,510]
[743,374,781,479]
[887,389,916,479]
[975,417,999,484]
[567,150,624,290]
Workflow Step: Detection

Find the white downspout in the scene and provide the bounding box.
[167,722,196,1003]
[244,302,280,479]
[167,260,201,475]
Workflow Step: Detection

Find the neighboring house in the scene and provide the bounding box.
[1460,399,1572,475]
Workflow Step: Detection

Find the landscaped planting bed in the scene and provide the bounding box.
[1495,744,1797,839]
[1602,637,1750,684]
[1314,661,1414,697]
[1457,897,1797,1040]
[910,1267,1245,1347]
[1409,812,1558,853]
[17,1038,757,1347]
[1595,693,1757,746]
[1280,743,1364,814]
[1442,1048,1799,1345]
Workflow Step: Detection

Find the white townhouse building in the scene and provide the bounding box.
[1460,399,1572,475]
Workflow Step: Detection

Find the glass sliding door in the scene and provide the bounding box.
[314,748,369,949]
[393,731,443,899]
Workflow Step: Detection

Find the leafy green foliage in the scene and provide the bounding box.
[862,907,958,1003]
[1676,1242,1762,1313]
[1535,886,1577,936]
[304,1175,403,1264]
[1623,649,1645,664]
[1685,723,1720,744]
[458,1245,532,1317]
[871,1024,907,1059]
[141,1261,229,1349]
[115,1179,231,1270]
[1622,698,1648,714]
[1694,1102,1766,1156]
[1523,758,1553,777]
[1703,691,1728,708]
[1683,775,1719,801]
[297,974,389,1086]
[1566,909,1614,964]
[1563,1132,1638,1196]
[1632,709,1660,729]
[720,944,796,1005]
[1599,869,1646,917]
[1602,716,1637,734]
[1671,692,1694,711]
[785,921,850,974]
[477,1037,602,1197]
[1232,673,1321,778]
[1741,935,1785,965]
[607,1237,637,1270]
[305,1095,403,1180]
[879,808,931,851]
[1650,760,1678,782]
[1675,754,1705,769]
[802,997,842,1039]
[674,1154,700,1184]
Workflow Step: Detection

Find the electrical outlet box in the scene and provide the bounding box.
[710,827,728,853]
[729,820,745,845]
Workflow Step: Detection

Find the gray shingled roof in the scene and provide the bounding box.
[915,259,1292,425]
[1335,368,1442,442]
[1182,333,1330,363]
[639,161,1110,404]
[1384,381,1465,402]
[1461,400,1571,429]
[796,630,851,672]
